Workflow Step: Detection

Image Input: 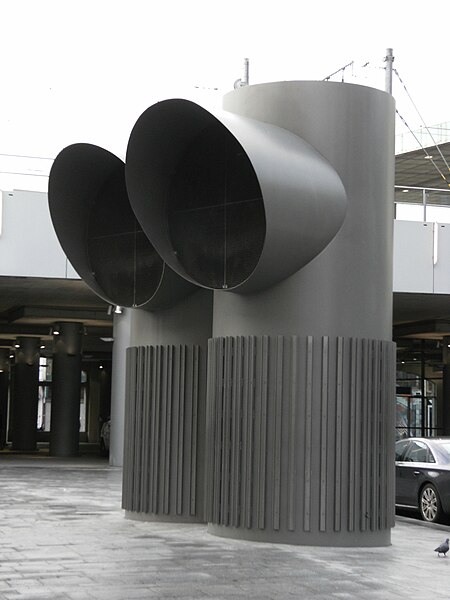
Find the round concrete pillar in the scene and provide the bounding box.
[0,349,11,449]
[49,322,83,457]
[11,337,41,451]
[443,337,450,435]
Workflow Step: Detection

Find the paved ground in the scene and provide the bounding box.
[1,453,450,600]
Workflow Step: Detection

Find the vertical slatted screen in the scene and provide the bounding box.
[206,335,396,538]
[122,344,204,522]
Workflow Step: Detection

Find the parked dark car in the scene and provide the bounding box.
[395,437,450,523]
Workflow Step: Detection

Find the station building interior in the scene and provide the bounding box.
[0,275,112,451]
[394,129,450,439]
[0,124,449,454]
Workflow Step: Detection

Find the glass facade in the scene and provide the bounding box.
[396,366,440,439]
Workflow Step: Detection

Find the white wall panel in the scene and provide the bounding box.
[0,190,78,279]
[434,223,450,293]
[393,220,434,293]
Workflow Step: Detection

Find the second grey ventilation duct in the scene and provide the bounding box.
[48,143,196,310]
[125,99,347,293]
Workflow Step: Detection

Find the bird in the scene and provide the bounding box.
[434,538,449,557]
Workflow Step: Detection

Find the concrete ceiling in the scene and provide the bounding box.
[0,276,113,357]
[393,141,450,376]
[393,292,450,327]
[394,141,450,343]
[395,140,450,206]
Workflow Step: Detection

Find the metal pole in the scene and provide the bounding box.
[385,48,394,94]
[243,58,249,86]
[422,188,427,222]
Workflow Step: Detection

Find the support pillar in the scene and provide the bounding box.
[110,309,132,466]
[49,322,83,457]
[11,337,41,451]
[121,289,212,523]
[443,337,450,435]
[0,349,11,449]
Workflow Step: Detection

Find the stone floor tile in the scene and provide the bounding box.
[2,454,450,599]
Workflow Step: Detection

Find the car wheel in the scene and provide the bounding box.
[419,484,443,523]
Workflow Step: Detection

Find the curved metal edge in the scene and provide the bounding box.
[48,142,196,311]
[219,111,348,293]
[125,98,347,294]
[125,100,216,289]
[48,143,121,304]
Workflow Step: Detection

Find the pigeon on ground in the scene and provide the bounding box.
[434,538,449,557]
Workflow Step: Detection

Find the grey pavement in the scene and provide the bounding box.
[1,454,450,600]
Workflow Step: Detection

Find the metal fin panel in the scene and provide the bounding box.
[206,334,395,542]
[122,343,203,521]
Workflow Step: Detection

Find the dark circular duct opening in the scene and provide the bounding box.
[168,120,266,289]
[87,166,164,307]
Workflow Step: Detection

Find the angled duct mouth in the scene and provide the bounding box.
[125,99,348,293]
[48,143,195,310]
[126,100,265,291]
[168,116,266,290]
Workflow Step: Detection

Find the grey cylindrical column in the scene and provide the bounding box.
[126,82,395,546]
[443,338,450,435]
[206,82,395,547]
[206,335,395,547]
[11,337,41,451]
[208,82,395,546]
[49,322,83,457]
[0,350,10,449]
[109,309,132,467]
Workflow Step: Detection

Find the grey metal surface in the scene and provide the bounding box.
[120,81,395,546]
[216,81,395,342]
[122,344,206,522]
[125,99,347,293]
[91,81,394,548]
[109,309,132,467]
[48,143,195,311]
[1,455,450,600]
[110,289,212,469]
[207,335,395,546]
[206,81,395,547]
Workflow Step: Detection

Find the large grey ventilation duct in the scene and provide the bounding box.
[123,81,395,548]
[125,99,347,293]
[48,143,195,310]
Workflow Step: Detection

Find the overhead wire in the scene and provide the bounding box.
[323,57,385,86]
[395,110,450,188]
[323,61,354,82]
[394,67,450,178]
